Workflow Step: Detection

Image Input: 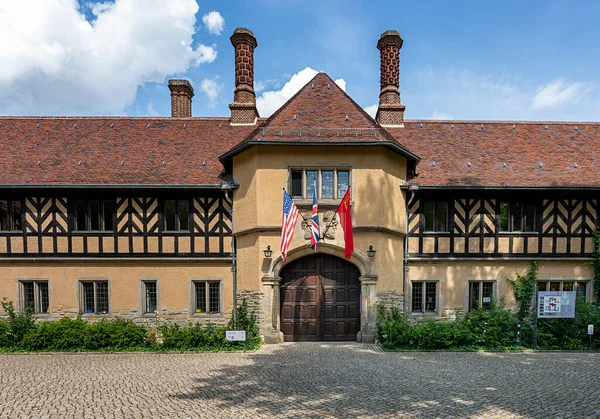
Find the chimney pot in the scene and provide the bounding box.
[376,30,405,127]
[229,28,259,125]
[168,79,194,118]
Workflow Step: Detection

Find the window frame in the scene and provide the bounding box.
[410,281,438,314]
[498,201,537,233]
[288,168,351,200]
[0,198,23,232]
[162,199,190,232]
[468,281,496,312]
[141,278,159,316]
[422,201,449,233]
[73,199,115,232]
[537,280,590,300]
[18,279,50,314]
[78,279,110,315]
[190,278,223,316]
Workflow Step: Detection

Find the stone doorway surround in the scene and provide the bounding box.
[261,243,378,343]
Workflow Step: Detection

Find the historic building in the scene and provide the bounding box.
[1,28,598,343]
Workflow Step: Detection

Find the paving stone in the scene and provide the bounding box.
[0,344,598,418]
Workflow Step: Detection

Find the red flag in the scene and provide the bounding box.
[337,187,354,259]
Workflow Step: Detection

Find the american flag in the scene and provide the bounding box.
[310,183,319,250]
[280,190,300,262]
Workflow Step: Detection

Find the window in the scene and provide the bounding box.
[20,281,49,314]
[74,200,115,231]
[499,201,536,232]
[193,281,221,314]
[79,280,109,314]
[469,281,495,311]
[411,282,437,313]
[142,280,158,314]
[289,168,350,199]
[423,201,448,232]
[537,280,589,299]
[164,199,189,231]
[0,199,23,231]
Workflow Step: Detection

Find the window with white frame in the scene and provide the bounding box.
[411,281,437,313]
[537,280,589,299]
[469,281,495,311]
[79,280,109,314]
[142,280,158,315]
[193,280,221,314]
[20,280,49,314]
[289,168,350,199]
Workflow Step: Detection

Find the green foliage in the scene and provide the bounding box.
[464,300,517,348]
[378,297,600,351]
[1,298,36,345]
[0,298,262,352]
[507,261,539,320]
[377,307,470,350]
[592,226,600,299]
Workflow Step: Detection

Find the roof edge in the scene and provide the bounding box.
[401,185,600,191]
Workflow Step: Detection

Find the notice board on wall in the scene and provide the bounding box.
[537,291,576,318]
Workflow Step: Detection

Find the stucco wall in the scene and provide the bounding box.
[0,261,234,324]
[407,259,595,316]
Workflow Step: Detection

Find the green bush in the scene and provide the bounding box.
[465,300,518,348]
[1,298,36,346]
[0,297,262,352]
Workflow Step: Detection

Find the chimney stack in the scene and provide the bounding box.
[229,28,259,125]
[168,79,194,118]
[376,30,405,127]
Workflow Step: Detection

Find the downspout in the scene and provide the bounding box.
[222,184,237,328]
[403,184,418,317]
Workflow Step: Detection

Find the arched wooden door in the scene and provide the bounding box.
[280,254,361,342]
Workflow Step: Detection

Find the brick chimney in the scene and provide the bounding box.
[229,28,259,125]
[168,79,194,118]
[376,30,406,127]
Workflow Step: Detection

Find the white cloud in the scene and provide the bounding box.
[431,110,454,120]
[0,0,218,115]
[256,67,346,117]
[199,77,221,107]
[531,79,586,110]
[364,104,377,118]
[202,11,224,36]
[404,67,599,121]
[255,79,280,93]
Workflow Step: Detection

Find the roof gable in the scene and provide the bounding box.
[220,72,419,162]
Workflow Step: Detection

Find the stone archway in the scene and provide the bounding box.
[261,243,378,343]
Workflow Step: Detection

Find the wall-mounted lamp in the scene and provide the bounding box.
[367,245,377,258]
[263,245,273,258]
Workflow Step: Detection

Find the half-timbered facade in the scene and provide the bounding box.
[1,27,598,342]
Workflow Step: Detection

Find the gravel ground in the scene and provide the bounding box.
[0,343,599,418]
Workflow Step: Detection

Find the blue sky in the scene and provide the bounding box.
[1,0,599,121]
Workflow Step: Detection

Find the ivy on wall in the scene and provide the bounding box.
[592,227,600,299]
[507,261,539,321]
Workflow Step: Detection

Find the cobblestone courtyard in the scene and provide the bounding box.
[1,344,599,418]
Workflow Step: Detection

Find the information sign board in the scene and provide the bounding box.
[225,330,247,341]
[588,324,595,335]
[537,291,576,318]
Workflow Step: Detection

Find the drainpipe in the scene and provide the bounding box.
[403,184,418,317]
[222,183,237,328]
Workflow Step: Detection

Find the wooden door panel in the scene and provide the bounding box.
[280,254,360,342]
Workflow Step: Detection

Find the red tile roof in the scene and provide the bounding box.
[388,121,600,188]
[220,72,419,162]
[0,117,257,186]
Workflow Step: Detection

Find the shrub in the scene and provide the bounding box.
[1,298,36,346]
[20,318,87,351]
[465,300,518,348]
[0,320,10,348]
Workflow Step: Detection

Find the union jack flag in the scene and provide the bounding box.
[280,190,300,262]
[310,184,319,250]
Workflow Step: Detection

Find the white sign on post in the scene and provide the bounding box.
[588,324,594,335]
[538,291,576,318]
[225,330,247,341]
